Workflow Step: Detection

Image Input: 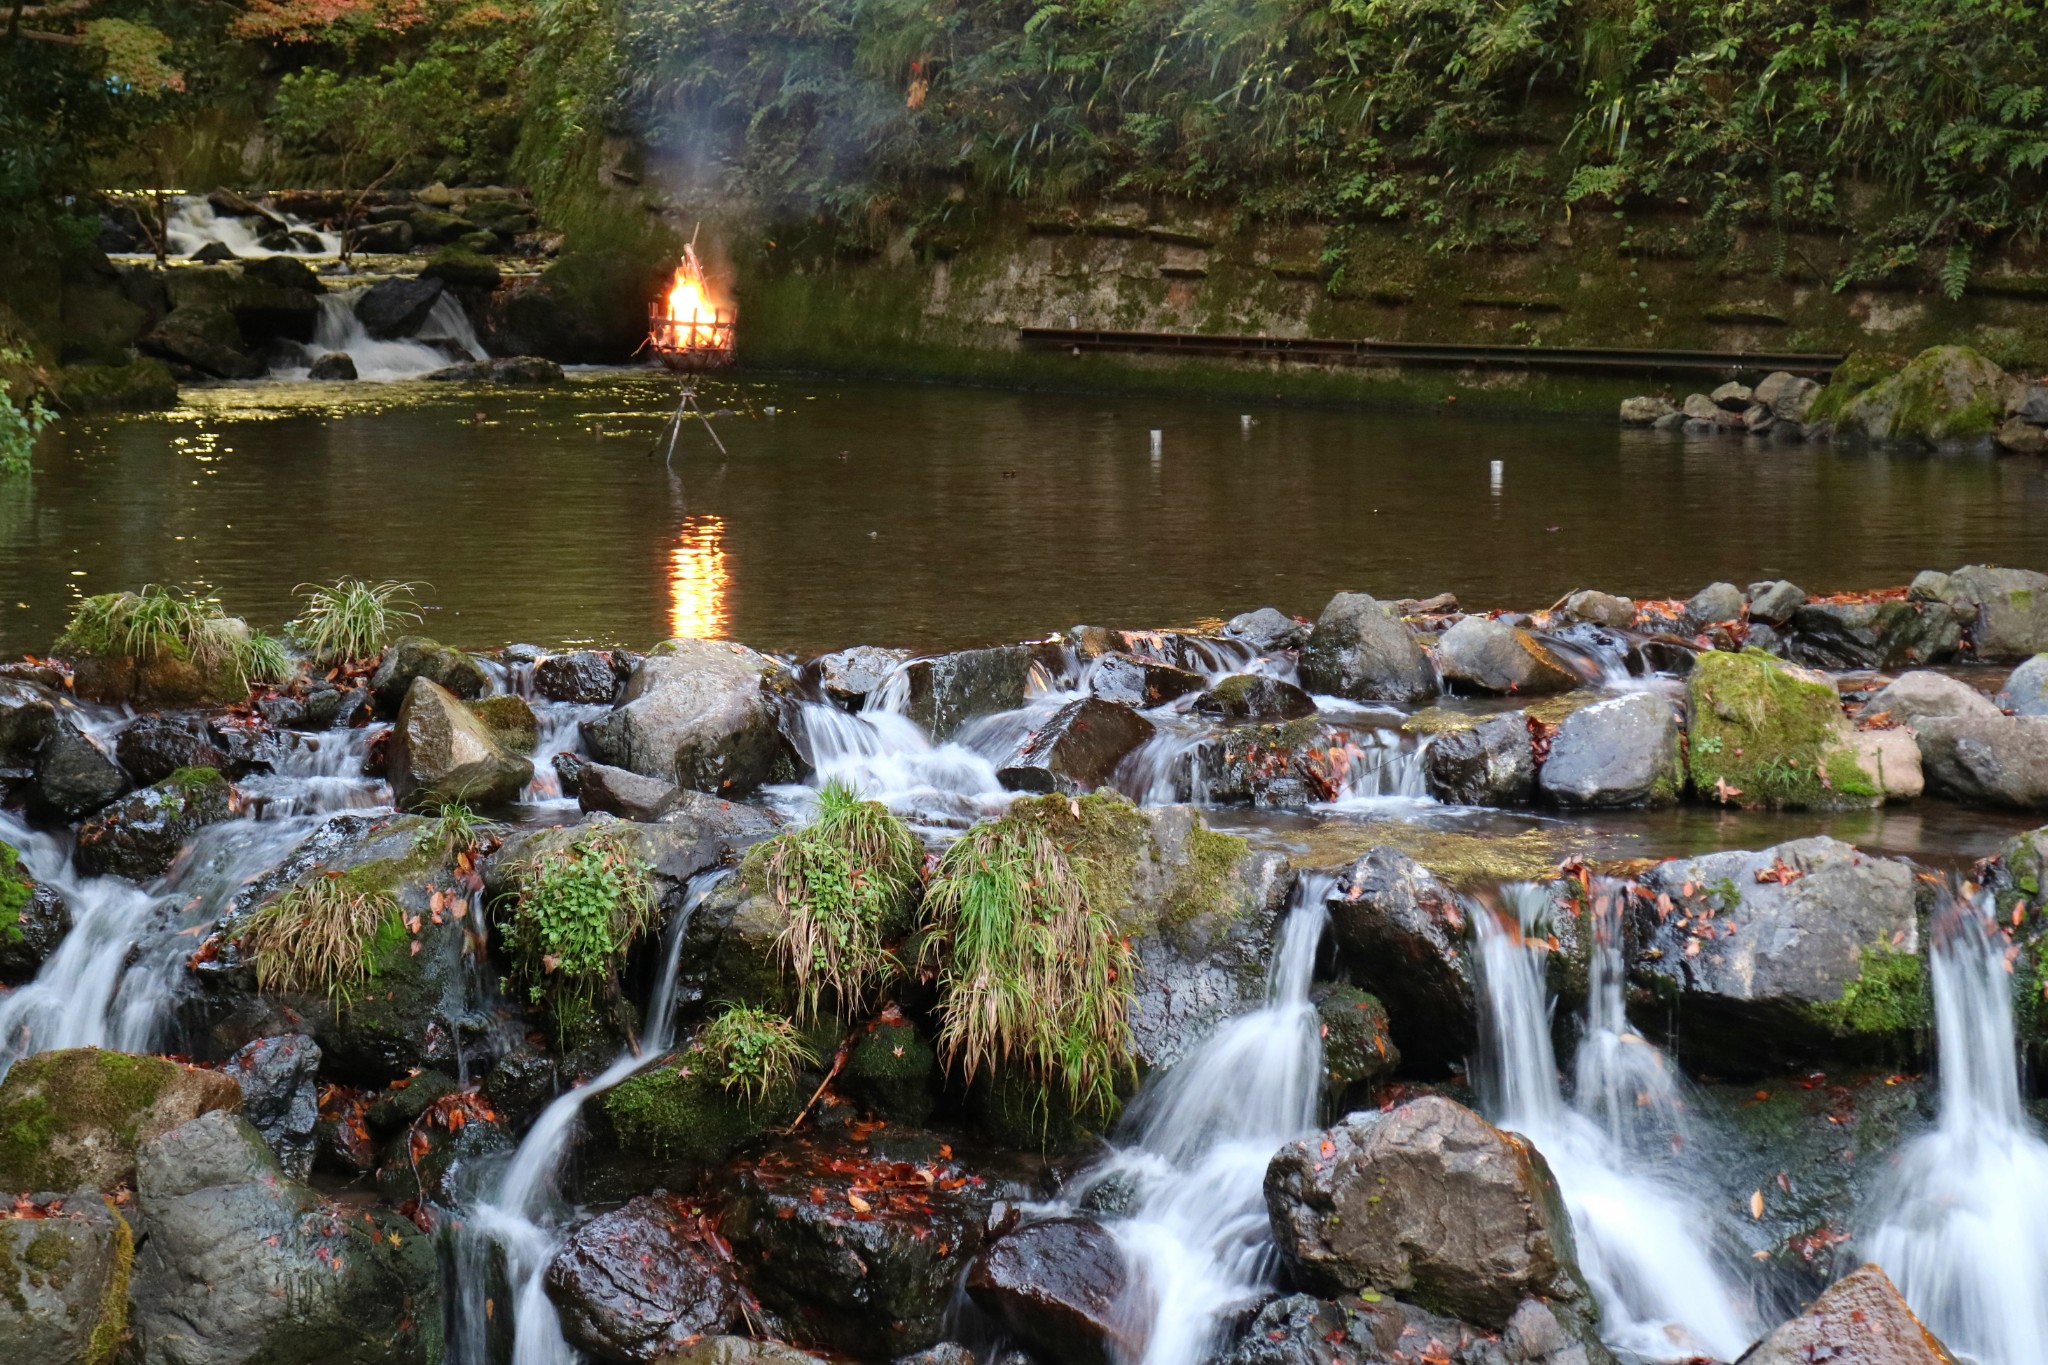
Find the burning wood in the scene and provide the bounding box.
[648,243,734,371]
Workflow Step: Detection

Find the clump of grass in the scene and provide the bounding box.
[500,827,657,1026]
[753,780,923,1021]
[286,578,426,665]
[919,813,1135,1116]
[700,1002,815,1102]
[55,585,291,692]
[412,801,495,861]
[240,870,402,1006]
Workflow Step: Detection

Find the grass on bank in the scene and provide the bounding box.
[56,586,292,693]
[0,346,52,479]
[240,870,402,1006]
[499,827,657,1034]
[287,578,426,665]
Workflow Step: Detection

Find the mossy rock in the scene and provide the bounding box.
[73,766,234,881]
[464,693,539,754]
[53,358,177,412]
[1000,791,1253,941]
[422,247,503,291]
[0,1191,132,1363]
[1834,345,2014,446]
[1313,983,1399,1120]
[1805,349,1907,424]
[971,1066,1124,1151]
[843,1015,938,1125]
[0,1048,242,1192]
[0,840,70,983]
[1806,944,1930,1042]
[600,1048,803,1171]
[1686,650,1879,810]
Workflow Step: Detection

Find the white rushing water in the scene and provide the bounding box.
[276,292,487,382]
[1867,893,2048,1365]
[164,195,342,258]
[1067,873,1335,1365]
[1471,885,1758,1362]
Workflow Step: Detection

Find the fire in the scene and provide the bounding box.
[649,242,735,369]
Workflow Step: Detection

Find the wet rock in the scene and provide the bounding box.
[544,1194,741,1361]
[0,840,70,982]
[1323,849,1474,1071]
[465,693,539,753]
[1743,1264,1956,1365]
[141,304,266,379]
[0,1191,132,1361]
[582,639,795,796]
[895,644,1047,739]
[389,676,534,810]
[1867,670,2001,728]
[2005,654,2048,716]
[1681,393,1718,421]
[1688,651,1913,809]
[723,1131,996,1358]
[1906,711,2048,807]
[1781,599,1963,670]
[597,1042,805,1177]
[579,760,685,821]
[1436,617,1579,695]
[811,645,907,710]
[30,716,130,820]
[424,355,565,385]
[347,219,413,254]
[1189,718,1354,807]
[1994,416,2047,454]
[421,245,502,291]
[965,1217,1137,1365]
[1837,346,2014,447]
[0,679,56,778]
[74,766,233,880]
[1299,594,1438,703]
[1558,590,1635,629]
[1684,581,1745,629]
[128,1111,439,1365]
[0,1047,243,1192]
[535,649,628,704]
[1091,653,1206,708]
[1619,395,1677,426]
[225,1033,322,1181]
[308,351,358,381]
[844,1011,939,1125]
[997,696,1155,794]
[354,277,445,339]
[659,1341,827,1365]
[1423,711,1535,806]
[1314,984,1400,1117]
[894,1347,977,1365]
[1226,607,1311,651]
[1537,691,1681,809]
[1631,838,1923,1069]
[1948,564,2048,660]
[370,636,490,713]
[1747,580,1808,626]
[1218,1292,1601,1365]
[1192,673,1319,722]
[1266,1096,1589,1328]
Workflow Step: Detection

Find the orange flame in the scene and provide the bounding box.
[654,244,732,352]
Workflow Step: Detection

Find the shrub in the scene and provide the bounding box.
[240,869,403,1005]
[286,578,425,665]
[699,1002,814,1102]
[0,348,53,478]
[499,827,657,1027]
[55,585,290,693]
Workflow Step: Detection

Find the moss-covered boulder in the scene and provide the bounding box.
[464,694,539,753]
[600,1045,804,1172]
[53,357,177,412]
[73,767,233,881]
[0,1048,242,1193]
[1687,650,1914,809]
[420,246,502,291]
[0,1191,132,1364]
[843,1011,938,1125]
[0,840,70,984]
[368,636,489,714]
[389,677,534,811]
[1834,346,2016,447]
[1313,984,1400,1120]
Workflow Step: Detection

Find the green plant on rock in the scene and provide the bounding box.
[240,870,403,1006]
[500,827,656,1027]
[919,810,1135,1117]
[287,578,426,665]
[1812,943,1929,1039]
[0,348,53,479]
[752,780,923,1021]
[699,1002,815,1102]
[412,801,495,861]
[55,585,290,693]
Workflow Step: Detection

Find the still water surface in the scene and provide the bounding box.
[6,370,2048,656]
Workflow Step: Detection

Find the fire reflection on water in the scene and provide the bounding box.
[668,514,730,640]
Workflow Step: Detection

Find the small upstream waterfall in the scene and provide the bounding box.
[1071,873,1335,1365]
[281,293,487,382]
[1472,887,1757,1362]
[164,196,342,258]
[1866,894,2048,1365]
[447,872,725,1365]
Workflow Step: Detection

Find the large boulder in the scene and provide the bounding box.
[2005,654,2048,717]
[1742,1265,1955,1365]
[1835,346,2015,447]
[965,1217,1137,1365]
[997,697,1155,794]
[74,767,234,880]
[1436,618,1579,695]
[1537,691,1681,809]
[0,1048,242,1193]
[1630,838,1923,1070]
[1298,594,1438,703]
[353,277,445,339]
[1265,1097,1590,1329]
[389,677,534,810]
[1323,850,1473,1071]
[580,639,795,795]
[28,718,129,821]
[1948,564,2048,660]
[543,1194,742,1361]
[128,1111,439,1365]
[0,1191,132,1363]
[140,304,264,380]
[0,839,71,983]
[809,645,906,711]
[891,644,1046,739]
[1687,651,1911,809]
[1423,711,1535,806]
[1872,671,2048,807]
[369,637,489,713]
[1217,1292,1601,1365]
[577,760,686,821]
[533,649,629,704]
[225,1033,322,1181]
[1780,600,1963,671]
[114,715,233,785]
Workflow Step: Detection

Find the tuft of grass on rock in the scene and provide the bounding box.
[700,1002,815,1103]
[55,585,290,693]
[286,578,426,665]
[240,870,403,1006]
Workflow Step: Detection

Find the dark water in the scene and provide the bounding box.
[7,370,2048,656]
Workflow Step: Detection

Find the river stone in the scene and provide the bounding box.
[1299,593,1437,704]
[1995,416,2048,454]
[0,679,56,776]
[1781,600,1963,670]
[998,696,1155,794]
[109,717,238,784]
[1091,653,1206,708]
[1619,395,1677,425]
[0,841,70,983]
[1423,711,1535,806]
[1218,1291,1602,1365]
[128,1111,439,1365]
[74,767,233,880]
[1688,651,1911,809]
[141,305,265,380]
[965,1217,1138,1365]
[389,676,533,810]
[1838,346,2014,447]
[533,649,627,704]
[1908,712,2048,808]
[2004,655,2048,716]
[581,640,794,795]
[1265,1096,1588,1328]
[1948,564,2048,660]
[225,1034,322,1181]
[1681,393,1718,420]
[1190,673,1316,724]
[0,1047,243,1193]
[1314,984,1400,1116]
[1323,848,1474,1071]
[1558,590,1635,629]
[1743,1264,1956,1365]
[354,277,445,339]
[370,637,489,713]
[1867,671,2002,728]
[1537,692,1681,809]
[1227,606,1311,651]
[543,1194,740,1360]
[29,717,129,821]
[807,645,906,710]
[894,1348,977,1365]
[578,760,685,821]
[657,1341,828,1365]
[1683,581,1744,629]
[1435,617,1579,695]
[1747,580,1807,626]
[893,644,1046,739]
[0,1191,132,1362]
[1631,838,1922,1069]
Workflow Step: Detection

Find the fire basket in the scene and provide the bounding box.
[648,242,735,372]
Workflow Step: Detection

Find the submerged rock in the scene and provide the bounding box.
[389,676,534,810]
[997,696,1154,794]
[1423,711,1535,806]
[581,639,795,795]
[225,1033,322,1182]
[1217,1291,1603,1365]
[965,1217,1137,1365]
[1435,617,1579,695]
[74,766,234,880]
[1742,1264,1956,1365]
[424,355,564,385]
[1537,691,1681,809]
[543,1194,742,1361]
[0,1191,132,1362]
[1323,849,1474,1071]
[1298,593,1437,704]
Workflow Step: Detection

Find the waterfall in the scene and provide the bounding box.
[1471,885,1758,1361]
[1069,873,1335,1365]
[781,698,1011,830]
[447,871,726,1365]
[163,195,342,259]
[1866,891,2048,1365]
[281,293,487,382]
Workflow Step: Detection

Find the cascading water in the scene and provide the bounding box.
[1471,885,1758,1362]
[1068,873,1335,1365]
[447,871,726,1365]
[780,697,1011,830]
[281,293,487,382]
[1866,891,2048,1365]
[163,196,342,258]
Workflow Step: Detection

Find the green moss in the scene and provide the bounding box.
[1004,790,1151,918]
[602,1049,801,1166]
[0,1049,180,1189]
[1810,944,1929,1039]
[86,1202,132,1365]
[22,1227,71,1280]
[52,358,177,413]
[463,695,539,754]
[1687,650,1873,810]
[974,1067,1125,1151]
[1161,820,1249,935]
[0,842,29,945]
[165,766,227,796]
[845,1016,938,1124]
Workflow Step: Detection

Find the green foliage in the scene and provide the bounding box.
[1812,944,1929,1038]
[287,578,425,665]
[55,585,291,693]
[1687,649,1873,810]
[0,347,53,478]
[699,1002,815,1101]
[0,842,30,946]
[754,780,923,1022]
[241,869,404,1005]
[919,808,1134,1116]
[500,827,657,1027]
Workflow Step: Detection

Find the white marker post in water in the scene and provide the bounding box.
[1150,429,1163,458]
[1490,459,1504,494]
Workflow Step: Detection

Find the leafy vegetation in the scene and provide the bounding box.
[412,800,494,860]
[752,780,923,1022]
[241,868,404,1005]
[699,1002,815,1101]
[499,827,657,1029]
[55,585,292,694]
[287,577,425,665]
[0,347,52,479]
